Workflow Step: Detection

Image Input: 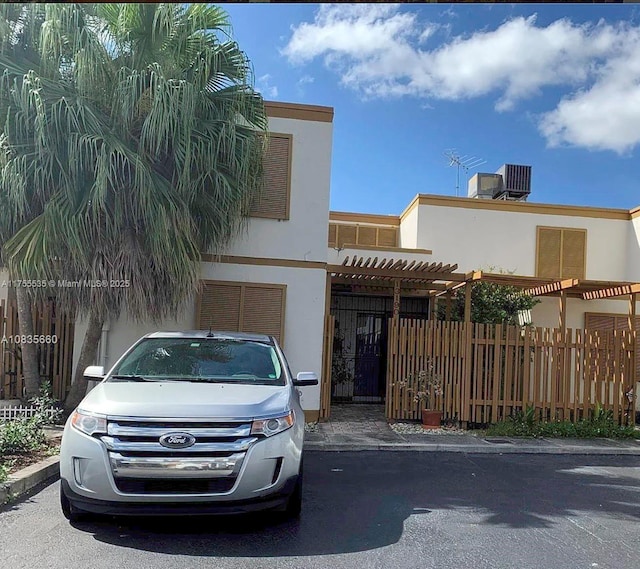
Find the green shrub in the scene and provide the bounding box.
[486,404,640,440]
[29,381,63,425]
[0,416,46,455]
[0,461,11,484]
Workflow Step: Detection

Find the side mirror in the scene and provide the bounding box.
[83,365,105,381]
[293,371,318,386]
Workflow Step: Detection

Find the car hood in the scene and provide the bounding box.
[78,381,292,420]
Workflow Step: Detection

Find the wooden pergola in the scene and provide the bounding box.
[327,255,473,322]
[327,259,640,332]
[466,271,640,335]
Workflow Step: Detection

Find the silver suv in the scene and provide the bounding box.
[59,331,318,521]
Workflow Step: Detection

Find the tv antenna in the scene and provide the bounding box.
[444,150,486,197]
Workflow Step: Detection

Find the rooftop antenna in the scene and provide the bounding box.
[444,150,486,197]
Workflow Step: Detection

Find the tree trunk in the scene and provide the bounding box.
[63,310,104,415]
[15,285,40,401]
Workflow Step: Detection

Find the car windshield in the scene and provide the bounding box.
[108,337,285,386]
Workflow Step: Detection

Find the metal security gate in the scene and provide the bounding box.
[330,293,429,403]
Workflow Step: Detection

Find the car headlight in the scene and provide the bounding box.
[251,411,295,437]
[71,410,107,436]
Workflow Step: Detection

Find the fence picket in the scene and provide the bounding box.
[385,319,631,426]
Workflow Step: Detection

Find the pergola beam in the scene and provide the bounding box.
[327,264,467,282]
[523,279,578,297]
[331,276,449,291]
[582,283,640,300]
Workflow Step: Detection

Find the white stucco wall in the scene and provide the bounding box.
[200,262,325,412]
[628,216,640,281]
[73,262,326,413]
[219,116,333,264]
[531,297,631,330]
[398,205,419,249]
[411,200,629,280]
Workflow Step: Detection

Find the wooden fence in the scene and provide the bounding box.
[0,299,75,401]
[386,319,636,425]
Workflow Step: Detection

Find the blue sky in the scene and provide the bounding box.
[223,3,640,215]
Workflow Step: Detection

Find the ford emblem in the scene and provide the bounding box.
[159,432,196,449]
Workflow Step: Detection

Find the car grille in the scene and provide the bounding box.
[114,477,236,495]
[102,418,256,495]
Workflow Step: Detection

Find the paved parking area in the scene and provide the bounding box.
[309,404,404,443]
[2,452,639,569]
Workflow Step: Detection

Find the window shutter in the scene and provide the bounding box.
[197,283,241,331]
[561,230,586,279]
[357,226,377,246]
[242,285,285,344]
[328,224,337,247]
[536,228,562,278]
[197,281,286,344]
[337,224,357,247]
[377,227,398,247]
[250,134,291,220]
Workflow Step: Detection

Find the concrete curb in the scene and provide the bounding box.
[0,456,60,505]
[305,442,640,455]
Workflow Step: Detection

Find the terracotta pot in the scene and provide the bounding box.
[421,409,443,429]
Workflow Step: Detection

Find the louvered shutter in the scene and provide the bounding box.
[250,134,291,220]
[337,224,357,248]
[197,282,286,345]
[242,285,285,344]
[357,226,377,246]
[328,224,337,247]
[377,227,398,247]
[561,230,586,279]
[536,227,562,278]
[197,283,242,332]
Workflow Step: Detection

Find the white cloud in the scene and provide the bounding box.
[283,6,640,153]
[256,73,278,99]
[296,74,315,96]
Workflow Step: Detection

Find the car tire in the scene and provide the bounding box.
[60,485,87,522]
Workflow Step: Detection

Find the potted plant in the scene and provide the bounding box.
[396,358,444,429]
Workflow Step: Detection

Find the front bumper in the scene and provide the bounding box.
[61,477,298,516]
[59,416,303,509]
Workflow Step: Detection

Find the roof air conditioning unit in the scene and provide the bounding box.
[493,164,531,200]
[467,173,503,199]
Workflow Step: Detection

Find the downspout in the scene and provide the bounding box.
[100,320,110,370]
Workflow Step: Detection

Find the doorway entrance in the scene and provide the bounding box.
[330,293,429,403]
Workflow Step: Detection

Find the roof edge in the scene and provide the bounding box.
[265,100,334,123]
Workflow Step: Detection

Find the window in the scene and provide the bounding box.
[536,227,586,279]
[249,133,292,220]
[196,281,286,344]
[328,223,398,248]
[111,337,285,386]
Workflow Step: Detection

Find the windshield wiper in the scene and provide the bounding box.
[110,374,154,382]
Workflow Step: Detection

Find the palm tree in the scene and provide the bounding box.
[0,3,268,411]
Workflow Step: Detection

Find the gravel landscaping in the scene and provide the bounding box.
[389,422,468,435]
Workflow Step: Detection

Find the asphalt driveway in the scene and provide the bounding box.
[1,452,639,569]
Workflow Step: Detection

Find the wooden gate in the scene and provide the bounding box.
[386,318,635,425]
[0,299,75,401]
